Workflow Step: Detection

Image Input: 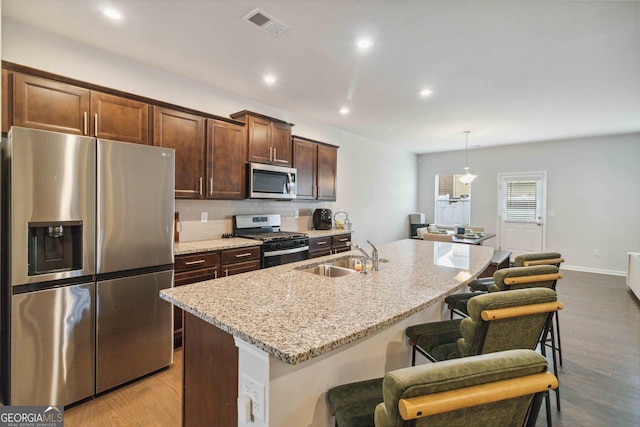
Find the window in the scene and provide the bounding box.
[434,175,470,226]
[504,180,537,222]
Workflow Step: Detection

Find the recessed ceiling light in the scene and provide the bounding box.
[420,89,433,97]
[263,75,277,85]
[103,8,123,20]
[357,39,374,49]
[340,107,350,115]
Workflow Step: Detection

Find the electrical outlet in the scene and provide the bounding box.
[200,212,208,222]
[294,210,299,218]
[241,374,265,421]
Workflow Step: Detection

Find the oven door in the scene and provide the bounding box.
[262,246,309,268]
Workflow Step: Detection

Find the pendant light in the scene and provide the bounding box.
[459,131,477,184]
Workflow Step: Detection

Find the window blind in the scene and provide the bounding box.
[505,180,537,222]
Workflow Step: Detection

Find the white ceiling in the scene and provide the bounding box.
[2,0,639,153]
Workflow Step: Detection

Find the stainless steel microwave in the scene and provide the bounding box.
[247,163,297,199]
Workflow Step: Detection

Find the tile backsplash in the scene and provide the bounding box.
[175,199,330,242]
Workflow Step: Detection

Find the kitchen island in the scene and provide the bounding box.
[161,239,493,427]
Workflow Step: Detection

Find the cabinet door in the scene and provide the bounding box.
[13,72,90,135]
[292,138,317,199]
[206,119,246,199]
[2,69,12,133]
[91,92,149,145]
[246,115,272,164]
[271,121,292,166]
[153,106,205,199]
[332,234,352,253]
[318,144,338,201]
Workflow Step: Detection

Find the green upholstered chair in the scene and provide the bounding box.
[407,287,561,364]
[327,349,557,427]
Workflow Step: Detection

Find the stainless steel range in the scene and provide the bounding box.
[233,214,309,268]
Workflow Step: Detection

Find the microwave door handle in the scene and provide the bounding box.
[286,173,292,193]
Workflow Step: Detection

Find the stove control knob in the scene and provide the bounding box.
[274,242,282,249]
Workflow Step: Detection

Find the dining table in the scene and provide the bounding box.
[451,233,496,245]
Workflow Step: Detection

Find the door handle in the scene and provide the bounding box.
[209,178,213,196]
[198,177,203,196]
[83,112,88,135]
[94,113,98,135]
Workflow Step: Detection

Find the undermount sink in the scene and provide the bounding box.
[297,256,363,277]
[300,264,357,277]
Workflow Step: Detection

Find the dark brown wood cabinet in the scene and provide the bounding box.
[292,137,318,199]
[332,233,352,254]
[221,246,261,277]
[292,136,338,201]
[318,143,338,200]
[309,233,352,258]
[174,252,221,346]
[309,236,332,258]
[230,110,293,166]
[153,106,206,199]
[206,118,246,199]
[2,69,12,133]
[90,91,149,145]
[10,72,149,144]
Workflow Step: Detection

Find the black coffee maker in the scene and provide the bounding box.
[313,209,332,230]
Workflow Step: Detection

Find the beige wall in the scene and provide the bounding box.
[418,132,640,274]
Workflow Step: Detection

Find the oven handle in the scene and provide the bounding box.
[263,245,309,257]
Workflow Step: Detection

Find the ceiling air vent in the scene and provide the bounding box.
[242,9,289,36]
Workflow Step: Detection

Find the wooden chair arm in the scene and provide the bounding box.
[522,258,564,266]
[504,273,562,285]
[398,372,558,420]
[481,301,563,321]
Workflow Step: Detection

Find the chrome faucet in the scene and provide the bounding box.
[367,240,379,271]
[349,241,380,272]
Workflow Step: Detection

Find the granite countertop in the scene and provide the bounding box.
[306,229,353,238]
[174,230,351,256]
[161,239,493,365]
[174,238,262,256]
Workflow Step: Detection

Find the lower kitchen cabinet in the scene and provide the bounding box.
[332,233,352,254]
[174,252,221,347]
[221,246,261,277]
[309,233,352,258]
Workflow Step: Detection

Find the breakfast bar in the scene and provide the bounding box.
[161,239,493,427]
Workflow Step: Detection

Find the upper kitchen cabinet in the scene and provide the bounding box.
[90,92,149,145]
[12,72,90,135]
[10,72,149,144]
[206,118,246,199]
[292,136,338,201]
[230,110,293,166]
[153,106,206,199]
[2,69,11,133]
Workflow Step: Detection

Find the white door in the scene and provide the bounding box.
[497,172,546,258]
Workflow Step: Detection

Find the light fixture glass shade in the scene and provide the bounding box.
[459,168,477,184]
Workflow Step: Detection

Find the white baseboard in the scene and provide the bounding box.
[561,264,626,277]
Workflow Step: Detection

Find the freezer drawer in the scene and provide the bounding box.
[10,283,95,406]
[96,270,174,393]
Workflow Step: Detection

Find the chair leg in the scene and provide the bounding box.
[548,321,561,411]
[545,390,553,427]
[411,345,416,367]
[554,311,563,366]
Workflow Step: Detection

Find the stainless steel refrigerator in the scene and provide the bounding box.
[1,126,175,406]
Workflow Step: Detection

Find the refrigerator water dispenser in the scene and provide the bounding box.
[28,221,83,275]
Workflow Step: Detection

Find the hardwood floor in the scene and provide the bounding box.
[64,348,182,426]
[535,270,640,427]
[63,270,640,426]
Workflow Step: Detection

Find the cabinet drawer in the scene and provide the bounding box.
[175,268,219,286]
[309,237,331,252]
[221,246,261,264]
[222,259,261,277]
[175,252,220,272]
[332,234,351,249]
[309,248,332,259]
